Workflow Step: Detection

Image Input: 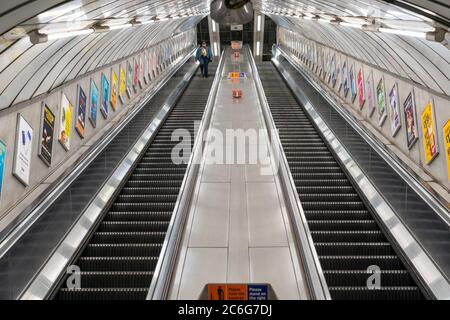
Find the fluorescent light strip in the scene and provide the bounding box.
[46,28,94,40]
[340,22,363,29]
[108,23,132,30]
[212,20,216,32]
[257,15,262,32]
[213,42,218,56]
[256,41,261,56]
[378,27,427,38]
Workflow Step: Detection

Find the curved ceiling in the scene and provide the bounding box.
[0,0,211,110]
[0,0,449,111]
[251,0,450,96]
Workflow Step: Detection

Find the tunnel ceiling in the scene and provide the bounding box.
[0,0,211,110]
[251,0,450,96]
[0,0,449,110]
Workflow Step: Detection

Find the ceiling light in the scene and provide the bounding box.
[108,23,132,30]
[29,29,93,44]
[340,22,364,29]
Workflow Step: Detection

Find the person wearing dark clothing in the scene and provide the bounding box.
[195,41,213,78]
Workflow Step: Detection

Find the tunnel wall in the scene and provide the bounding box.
[0,29,197,223]
[278,27,450,195]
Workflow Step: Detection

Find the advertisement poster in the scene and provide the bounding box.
[0,140,6,202]
[444,120,450,181]
[89,79,99,128]
[357,68,365,110]
[100,73,109,119]
[421,100,439,164]
[111,70,118,112]
[342,61,349,97]
[38,103,55,166]
[389,84,401,136]
[133,59,138,91]
[139,56,144,88]
[403,92,418,149]
[336,63,342,93]
[119,65,126,103]
[144,52,149,85]
[376,77,387,126]
[330,54,337,87]
[349,64,357,102]
[59,93,72,151]
[126,61,133,98]
[366,71,375,117]
[148,53,153,80]
[13,114,33,186]
[75,85,86,138]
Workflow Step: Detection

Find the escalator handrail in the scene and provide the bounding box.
[147,49,226,300]
[247,47,331,300]
[19,57,201,300]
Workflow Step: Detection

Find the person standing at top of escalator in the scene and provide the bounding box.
[196,41,213,78]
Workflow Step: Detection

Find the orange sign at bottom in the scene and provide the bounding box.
[208,284,247,300]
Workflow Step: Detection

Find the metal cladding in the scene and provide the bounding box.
[210,0,254,25]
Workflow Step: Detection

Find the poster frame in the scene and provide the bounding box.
[366,71,376,118]
[0,139,5,203]
[421,99,439,164]
[110,69,118,112]
[75,85,87,139]
[100,72,109,119]
[388,83,402,137]
[59,92,72,151]
[349,64,357,103]
[38,102,55,166]
[119,64,126,104]
[89,78,99,128]
[403,91,419,150]
[443,119,450,181]
[13,114,33,186]
[376,77,388,126]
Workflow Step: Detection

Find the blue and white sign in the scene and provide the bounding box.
[13,114,33,186]
[247,284,268,300]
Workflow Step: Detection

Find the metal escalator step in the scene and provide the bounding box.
[316,242,394,255]
[298,193,361,202]
[297,186,355,193]
[120,187,180,195]
[116,194,179,203]
[311,231,385,242]
[304,210,372,220]
[125,180,182,188]
[98,221,170,232]
[111,202,175,211]
[308,220,378,231]
[84,243,162,257]
[58,288,148,300]
[74,271,154,288]
[91,232,167,243]
[301,201,367,210]
[324,270,415,287]
[319,255,403,270]
[78,256,159,271]
[106,212,172,221]
[328,286,422,300]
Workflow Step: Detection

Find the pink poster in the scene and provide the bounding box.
[357,68,365,110]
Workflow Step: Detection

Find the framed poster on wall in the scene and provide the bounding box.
[119,65,126,104]
[403,92,418,149]
[349,64,357,103]
[111,70,118,112]
[366,71,375,117]
[126,61,133,98]
[144,52,149,85]
[139,55,144,89]
[75,85,87,138]
[133,59,138,92]
[336,63,342,93]
[0,140,6,203]
[59,93,72,151]
[421,100,439,164]
[376,77,387,126]
[38,103,55,166]
[388,83,401,137]
[100,73,109,119]
[342,61,349,97]
[330,54,337,87]
[357,68,365,110]
[444,120,450,181]
[89,79,99,128]
[13,114,33,186]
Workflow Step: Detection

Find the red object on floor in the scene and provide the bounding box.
[234,51,240,58]
[233,89,242,98]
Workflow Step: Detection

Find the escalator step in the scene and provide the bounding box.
[58,288,148,300]
[328,286,423,300]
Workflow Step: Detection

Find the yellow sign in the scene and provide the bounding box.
[228,72,240,79]
[421,100,439,164]
[111,70,118,111]
[119,65,126,101]
[207,284,247,300]
[444,120,450,181]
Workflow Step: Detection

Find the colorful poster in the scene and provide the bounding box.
[100,73,109,119]
[403,92,418,149]
[133,59,138,91]
[139,56,144,88]
[0,140,6,202]
[389,84,401,136]
[376,78,387,126]
[13,114,33,186]
[75,85,86,138]
[119,65,126,103]
[366,71,375,117]
[349,65,357,102]
[111,70,118,112]
[444,120,450,181]
[59,93,72,151]
[38,103,55,166]
[330,54,337,87]
[357,68,365,110]
[342,61,349,97]
[144,52,149,84]
[421,100,439,164]
[89,79,99,128]
[126,61,133,98]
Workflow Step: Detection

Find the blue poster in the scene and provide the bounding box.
[247,285,268,300]
[101,73,109,119]
[89,79,99,128]
[0,140,6,202]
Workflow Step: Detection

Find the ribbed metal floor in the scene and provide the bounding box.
[257,62,423,300]
[56,67,216,300]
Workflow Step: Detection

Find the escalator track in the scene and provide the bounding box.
[257,62,424,300]
[56,66,217,300]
